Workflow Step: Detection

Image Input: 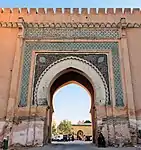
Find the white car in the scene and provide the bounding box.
[56,135,64,141]
[52,135,58,141]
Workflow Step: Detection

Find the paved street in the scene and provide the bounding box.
[27,141,138,150]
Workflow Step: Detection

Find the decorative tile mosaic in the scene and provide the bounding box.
[19,42,124,107]
[24,28,120,40]
[33,54,110,105]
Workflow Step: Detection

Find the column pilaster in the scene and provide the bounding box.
[6,18,24,119]
[120,24,137,144]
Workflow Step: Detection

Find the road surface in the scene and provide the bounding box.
[27,141,138,150]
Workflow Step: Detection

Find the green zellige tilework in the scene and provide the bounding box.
[19,42,124,107]
[24,28,120,40]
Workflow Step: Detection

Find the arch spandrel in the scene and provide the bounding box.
[34,56,109,106]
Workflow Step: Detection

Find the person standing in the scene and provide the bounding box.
[2,136,8,150]
[72,135,74,141]
[97,132,106,147]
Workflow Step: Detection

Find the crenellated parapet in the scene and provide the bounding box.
[0,8,141,15]
[0,8,141,27]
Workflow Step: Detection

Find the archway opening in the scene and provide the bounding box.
[52,83,91,142]
[77,130,84,140]
[47,68,96,144]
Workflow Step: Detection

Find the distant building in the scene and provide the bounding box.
[72,120,92,140]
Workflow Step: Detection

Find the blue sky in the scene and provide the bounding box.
[0,0,141,8]
[53,84,91,124]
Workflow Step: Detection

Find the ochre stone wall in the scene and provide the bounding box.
[0,28,19,118]
[127,29,141,120]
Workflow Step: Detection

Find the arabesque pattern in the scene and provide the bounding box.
[34,55,109,106]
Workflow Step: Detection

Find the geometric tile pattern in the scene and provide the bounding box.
[19,42,124,107]
[24,28,120,40]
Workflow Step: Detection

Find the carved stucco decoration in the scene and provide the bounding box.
[23,22,141,29]
[0,22,19,28]
[34,56,109,106]
[1,19,141,29]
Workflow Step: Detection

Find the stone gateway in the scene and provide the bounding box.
[0,8,141,147]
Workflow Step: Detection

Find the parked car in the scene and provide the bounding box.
[63,135,68,141]
[85,136,92,141]
[56,135,64,141]
[52,135,58,141]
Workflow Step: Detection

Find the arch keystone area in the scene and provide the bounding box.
[34,56,109,106]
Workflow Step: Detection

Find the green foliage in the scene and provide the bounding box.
[52,121,57,135]
[57,120,72,134]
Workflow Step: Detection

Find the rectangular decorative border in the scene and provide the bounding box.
[19,42,124,107]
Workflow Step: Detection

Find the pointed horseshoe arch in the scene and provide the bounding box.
[34,56,109,106]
